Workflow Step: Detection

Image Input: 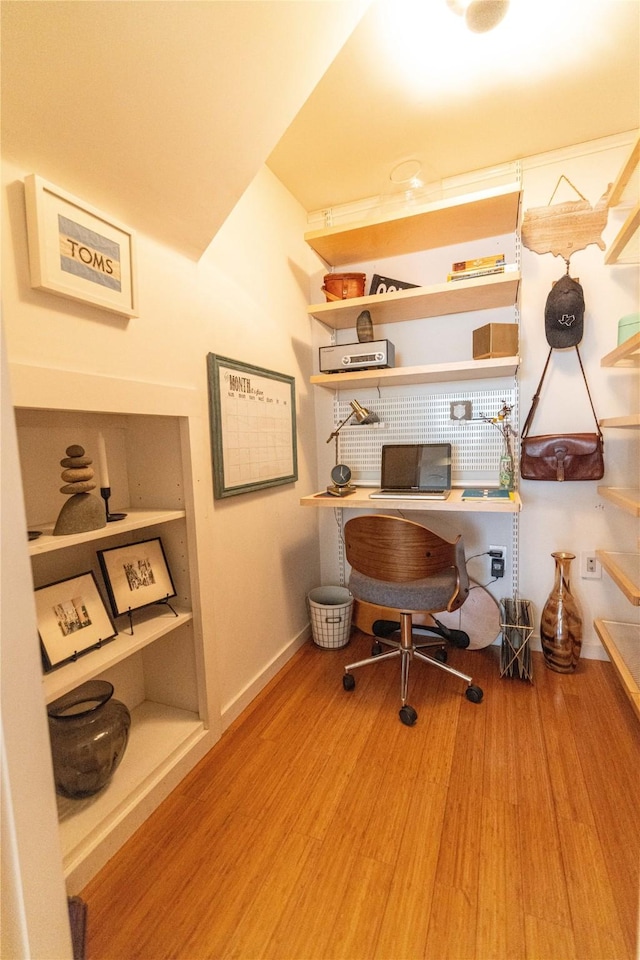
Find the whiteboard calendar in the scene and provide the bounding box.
[207,354,297,499]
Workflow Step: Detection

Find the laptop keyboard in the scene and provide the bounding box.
[369,489,450,500]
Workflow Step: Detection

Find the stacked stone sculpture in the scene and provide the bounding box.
[53,444,106,536]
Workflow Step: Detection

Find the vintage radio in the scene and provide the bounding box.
[319,340,395,374]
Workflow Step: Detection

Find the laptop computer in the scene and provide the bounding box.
[369,443,452,500]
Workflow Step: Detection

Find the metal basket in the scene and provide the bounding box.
[308,586,353,649]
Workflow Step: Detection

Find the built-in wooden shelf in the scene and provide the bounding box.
[304,182,521,266]
[605,135,639,266]
[596,551,640,606]
[15,386,215,892]
[597,487,640,517]
[308,272,520,329]
[28,508,186,556]
[599,414,640,428]
[57,701,206,878]
[593,142,639,713]
[600,331,640,368]
[43,604,193,702]
[604,204,639,265]
[594,620,640,721]
[310,356,520,391]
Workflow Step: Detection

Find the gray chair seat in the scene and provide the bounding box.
[349,568,458,611]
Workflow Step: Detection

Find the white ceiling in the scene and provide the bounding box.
[268,0,640,213]
[0,0,367,259]
[2,1,638,260]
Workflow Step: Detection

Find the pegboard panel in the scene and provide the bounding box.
[334,386,518,487]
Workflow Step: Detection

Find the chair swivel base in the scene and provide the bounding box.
[373,618,470,648]
[343,614,483,725]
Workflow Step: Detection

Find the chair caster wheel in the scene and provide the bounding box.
[432,648,448,663]
[466,684,483,703]
[371,642,383,656]
[343,674,356,691]
[399,705,418,726]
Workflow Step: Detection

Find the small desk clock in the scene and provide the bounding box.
[327,463,356,497]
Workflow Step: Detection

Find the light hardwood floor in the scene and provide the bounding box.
[82,632,639,960]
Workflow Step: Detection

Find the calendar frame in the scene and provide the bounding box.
[207,354,297,499]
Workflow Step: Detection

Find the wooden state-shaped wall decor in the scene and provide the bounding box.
[522,179,612,262]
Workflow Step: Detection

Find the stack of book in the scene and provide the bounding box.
[447,253,505,282]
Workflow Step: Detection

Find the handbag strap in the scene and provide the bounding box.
[522,346,602,440]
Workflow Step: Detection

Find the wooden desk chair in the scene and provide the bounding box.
[343,514,484,725]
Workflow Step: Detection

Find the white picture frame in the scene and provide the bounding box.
[24,173,138,317]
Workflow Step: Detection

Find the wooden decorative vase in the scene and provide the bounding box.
[540,551,582,673]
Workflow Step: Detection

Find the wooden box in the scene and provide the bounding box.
[473,323,518,359]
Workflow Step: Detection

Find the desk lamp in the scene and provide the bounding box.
[325,399,379,497]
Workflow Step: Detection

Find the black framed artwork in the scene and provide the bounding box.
[97,537,177,618]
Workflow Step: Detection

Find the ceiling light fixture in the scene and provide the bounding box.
[389,159,423,189]
[446,0,510,33]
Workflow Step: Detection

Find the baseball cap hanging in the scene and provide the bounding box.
[544,274,585,348]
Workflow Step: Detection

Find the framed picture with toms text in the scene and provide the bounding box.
[24,174,137,317]
[97,537,177,619]
[207,353,297,499]
[35,571,118,672]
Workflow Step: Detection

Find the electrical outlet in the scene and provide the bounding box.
[580,551,602,579]
[489,545,507,579]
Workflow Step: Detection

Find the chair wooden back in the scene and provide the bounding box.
[344,515,460,584]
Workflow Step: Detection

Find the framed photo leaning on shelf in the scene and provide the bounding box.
[35,571,118,672]
[97,537,176,618]
[24,174,138,317]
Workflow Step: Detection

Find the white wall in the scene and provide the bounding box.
[310,134,639,658]
[519,135,639,654]
[1,158,322,728]
[1,327,73,959]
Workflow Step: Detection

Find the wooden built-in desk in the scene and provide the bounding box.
[300,488,521,513]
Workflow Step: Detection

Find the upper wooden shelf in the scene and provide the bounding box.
[594,620,640,721]
[310,356,520,391]
[605,135,639,265]
[596,551,640,606]
[597,487,640,517]
[600,414,640,428]
[308,271,520,329]
[601,332,640,368]
[604,203,639,265]
[304,182,522,267]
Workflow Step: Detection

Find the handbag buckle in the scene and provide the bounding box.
[554,445,568,481]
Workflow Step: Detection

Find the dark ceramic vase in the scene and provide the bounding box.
[47,680,131,798]
[540,551,582,673]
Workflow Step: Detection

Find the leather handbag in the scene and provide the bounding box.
[520,346,604,481]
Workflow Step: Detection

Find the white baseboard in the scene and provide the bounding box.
[222,623,610,732]
[221,624,312,731]
[494,634,609,661]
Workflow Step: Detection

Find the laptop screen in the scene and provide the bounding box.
[380,443,451,491]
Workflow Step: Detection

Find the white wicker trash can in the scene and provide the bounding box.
[308,586,353,649]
